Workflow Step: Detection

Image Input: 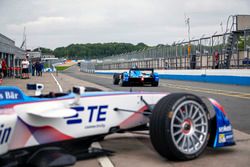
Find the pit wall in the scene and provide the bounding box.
[95,69,250,86]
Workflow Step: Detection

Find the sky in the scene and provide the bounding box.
[0,0,249,49]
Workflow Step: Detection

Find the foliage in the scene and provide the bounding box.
[238,35,250,51]
[53,42,148,59]
[33,47,54,54]
[55,66,71,71]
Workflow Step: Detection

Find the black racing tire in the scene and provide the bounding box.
[113,73,120,85]
[151,82,159,87]
[113,79,120,85]
[149,93,210,161]
[120,74,129,87]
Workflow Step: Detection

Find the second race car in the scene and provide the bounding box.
[113,68,159,86]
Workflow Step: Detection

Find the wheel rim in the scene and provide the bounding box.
[170,100,208,155]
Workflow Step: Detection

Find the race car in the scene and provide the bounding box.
[113,68,159,86]
[0,84,235,167]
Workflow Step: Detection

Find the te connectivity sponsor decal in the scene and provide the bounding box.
[64,105,108,129]
[85,123,106,129]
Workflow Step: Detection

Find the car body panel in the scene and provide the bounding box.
[0,86,166,154]
[208,98,235,147]
[0,86,235,157]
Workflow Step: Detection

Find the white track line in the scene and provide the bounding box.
[51,73,63,92]
[92,142,115,167]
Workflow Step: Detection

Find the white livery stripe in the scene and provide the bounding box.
[51,73,114,167]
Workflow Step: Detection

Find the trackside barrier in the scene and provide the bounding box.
[94,69,250,86]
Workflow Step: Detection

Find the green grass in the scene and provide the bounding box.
[55,66,70,71]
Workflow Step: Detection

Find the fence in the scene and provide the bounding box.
[81,29,250,72]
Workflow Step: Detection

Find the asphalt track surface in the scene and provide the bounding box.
[63,66,250,134]
[3,67,250,167]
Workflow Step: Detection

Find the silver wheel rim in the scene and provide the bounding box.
[170,100,208,155]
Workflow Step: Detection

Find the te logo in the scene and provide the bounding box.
[0,124,11,145]
[66,105,108,125]
[88,105,108,123]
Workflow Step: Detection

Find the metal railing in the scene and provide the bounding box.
[87,29,250,71]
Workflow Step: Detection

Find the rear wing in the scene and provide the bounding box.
[129,68,154,72]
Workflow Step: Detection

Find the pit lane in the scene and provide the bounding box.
[63,66,250,134]
[4,67,249,167]
[61,66,250,167]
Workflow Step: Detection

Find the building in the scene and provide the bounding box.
[0,33,25,76]
[41,54,55,59]
[41,54,59,70]
[27,51,42,62]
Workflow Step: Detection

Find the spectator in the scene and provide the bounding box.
[190,54,196,69]
[35,61,40,76]
[165,62,169,69]
[37,62,41,76]
[21,57,30,79]
[39,62,44,76]
[35,61,43,77]
[2,58,7,78]
[214,51,219,69]
[31,62,36,76]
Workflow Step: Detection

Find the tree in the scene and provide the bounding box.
[33,47,54,54]
[53,42,149,59]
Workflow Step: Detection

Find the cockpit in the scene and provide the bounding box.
[27,84,102,98]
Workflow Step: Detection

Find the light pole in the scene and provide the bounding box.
[185,16,191,58]
[185,17,191,42]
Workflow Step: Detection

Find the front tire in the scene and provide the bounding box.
[113,74,120,85]
[113,78,120,85]
[149,93,210,161]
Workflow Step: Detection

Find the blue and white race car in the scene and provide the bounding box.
[113,68,159,86]
[0,84,235,166]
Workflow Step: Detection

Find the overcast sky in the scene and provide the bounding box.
[0,0,249,49]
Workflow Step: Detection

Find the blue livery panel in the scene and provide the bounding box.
[0,87,24,101]
[209,98,235,148]
[153,73,159,81]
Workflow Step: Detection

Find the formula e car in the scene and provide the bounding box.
[0,84,235,167]
[113,68,159,86]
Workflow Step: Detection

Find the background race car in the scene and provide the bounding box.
[113,68,159,86]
